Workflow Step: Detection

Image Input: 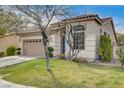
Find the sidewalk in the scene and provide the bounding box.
[0,76,32,88]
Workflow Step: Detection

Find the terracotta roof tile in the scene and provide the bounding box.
[62,14,112,24]
[62,14,97,21]
[101,17,112,22]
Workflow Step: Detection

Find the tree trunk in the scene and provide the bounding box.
[43,39,50,70]
[122,63,124,67]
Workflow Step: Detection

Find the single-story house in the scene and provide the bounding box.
[0,14,118,61]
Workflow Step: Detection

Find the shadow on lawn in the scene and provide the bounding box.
[47,69,64,87]
[75,62,124,73]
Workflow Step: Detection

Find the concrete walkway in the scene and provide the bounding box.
[0,56,38,88]
[0,78,31,88]
[0,56,38,67]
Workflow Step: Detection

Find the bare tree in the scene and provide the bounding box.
[116,46,124,66]
[0,7,23,35]
[59,23,87,61]
[11,5,70,70]
[117,33,124,45]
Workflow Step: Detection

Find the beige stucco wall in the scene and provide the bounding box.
[101,21,116,43]
[101,21,117,59]
[0,34,19,52]
[49,31,61,56]
[50,20,100,61]
[65,20,99,60]
[50,19,117,61]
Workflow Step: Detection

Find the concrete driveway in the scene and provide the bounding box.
[0,56,39,68]
[0,56,38,88]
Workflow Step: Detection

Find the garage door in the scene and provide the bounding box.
[23,39,45,57]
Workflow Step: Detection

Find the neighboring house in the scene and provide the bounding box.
[0,32,19,52]
[0,14,118,61]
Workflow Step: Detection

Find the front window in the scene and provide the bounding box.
[73,31,85,49]
[73,25,86,31]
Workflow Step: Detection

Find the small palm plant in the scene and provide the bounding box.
[116,46,124,66]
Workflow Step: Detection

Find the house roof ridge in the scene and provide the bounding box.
[62,14,113,24]
[62,14,97,21]
[101,17,112,23]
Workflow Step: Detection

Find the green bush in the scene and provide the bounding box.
[16,48,21,51]
[48,52,53,57]
[6,45,16,56]
[116,47,124,66]
[16,51,21,55]
[16,48,21,55]
[48,47,54,57]
[98,35,112,62]
[0,51,4,57]
[48,47,54,52]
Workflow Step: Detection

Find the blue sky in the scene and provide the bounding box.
[69,5,124,33]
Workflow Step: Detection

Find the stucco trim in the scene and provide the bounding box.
[20,36,42,40]
[110,20,118,44]
[51,17,102,26]
[0,33,16,39]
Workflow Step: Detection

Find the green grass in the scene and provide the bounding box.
[0,58,124,88]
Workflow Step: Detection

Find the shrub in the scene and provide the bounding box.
[16,48,21,55]
[16,51,21,55]
[48,47,54,57]
[116,46,124,66]
[48,47,54,52]
[98,35,112,62]
[0,51,4,57]
[16,48,21,51]
[6,45,16,56]
[48,52,53,57]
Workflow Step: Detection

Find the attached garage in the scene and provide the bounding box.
[23,39,45,57]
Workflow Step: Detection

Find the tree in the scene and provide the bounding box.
[13,5,70,70]
[116,46,124,66]
[99,35,112,62]
[117,33,124,45]
[59,23,86,61]
[0,7,23,35]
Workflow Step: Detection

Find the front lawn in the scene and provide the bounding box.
[0,58,124,88]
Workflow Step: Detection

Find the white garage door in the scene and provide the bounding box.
[23,39,45,57]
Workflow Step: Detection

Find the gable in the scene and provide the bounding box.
[101,20,117,44]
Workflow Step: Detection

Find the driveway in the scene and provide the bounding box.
[0,56,39,68]
[0,56,38,88]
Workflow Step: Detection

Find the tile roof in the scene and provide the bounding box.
[101,17,112,23]
[62,14,112,24]
[62,14,97,21]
